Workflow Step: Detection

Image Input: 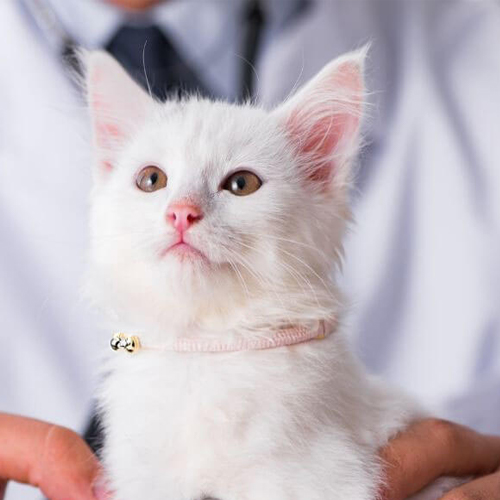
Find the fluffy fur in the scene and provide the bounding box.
[85,48,456,500]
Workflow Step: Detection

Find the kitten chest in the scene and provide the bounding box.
[100,345,381,500]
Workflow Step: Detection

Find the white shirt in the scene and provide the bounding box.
[45,0,304,99]
[1,1,500,499]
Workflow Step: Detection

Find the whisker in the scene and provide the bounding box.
[230,238,322,309]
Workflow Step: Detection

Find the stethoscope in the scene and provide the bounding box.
[18,0,266,100]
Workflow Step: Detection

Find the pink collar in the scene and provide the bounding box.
[110,320,336,354]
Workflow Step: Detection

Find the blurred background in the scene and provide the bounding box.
[1,1,499,499]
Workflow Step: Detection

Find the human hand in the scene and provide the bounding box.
[0,412,110,500]
[379,418,500,499]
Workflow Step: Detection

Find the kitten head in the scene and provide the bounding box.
[85,49,366,332]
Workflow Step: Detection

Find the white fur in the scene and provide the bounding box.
[85,49,457,500]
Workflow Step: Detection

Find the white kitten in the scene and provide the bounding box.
[85,49,458,500]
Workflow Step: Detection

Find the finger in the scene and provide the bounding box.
[440,470,500,499]
[37,423,104,500]
[379,418,500,500]
[0,413,104,500]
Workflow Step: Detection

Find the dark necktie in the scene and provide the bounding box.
[105,24,210,100]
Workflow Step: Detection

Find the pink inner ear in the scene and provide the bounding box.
[334,60,363,93]
[289,112,350,184]
[90,95,127,171]
[286,60,363,188]
[92,107,127,170]
[90,89,128,151]
[95,119,125,145]
[102,160,113,172]
[87,52,152,177]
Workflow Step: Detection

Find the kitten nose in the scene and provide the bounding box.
[167,203,203,233]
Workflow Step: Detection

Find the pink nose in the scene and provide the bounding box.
[167,203,203,233]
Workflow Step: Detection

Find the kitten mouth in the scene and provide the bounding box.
[162,240,208,262]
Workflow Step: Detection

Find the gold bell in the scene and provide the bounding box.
[110,333,141,353]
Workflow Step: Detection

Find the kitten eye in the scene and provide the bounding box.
[136,166,167,192]
[222,171,262,196]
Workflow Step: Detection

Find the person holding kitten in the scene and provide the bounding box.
[1,0,499,499]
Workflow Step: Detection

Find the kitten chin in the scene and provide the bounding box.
[85,262,251,333]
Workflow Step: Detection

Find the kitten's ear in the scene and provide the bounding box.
[85,51,153,178]
[274,47,367,193]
